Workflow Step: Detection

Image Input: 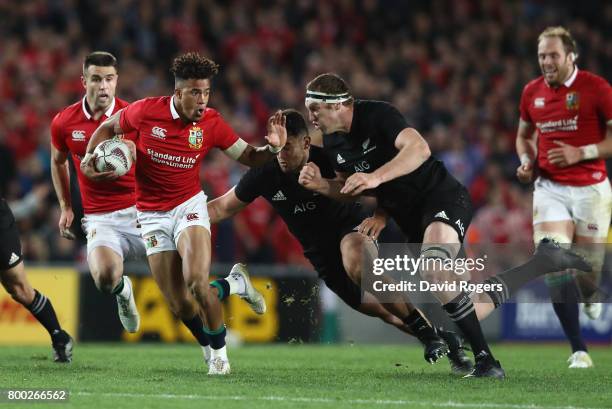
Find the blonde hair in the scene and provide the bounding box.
[538,26,578,59]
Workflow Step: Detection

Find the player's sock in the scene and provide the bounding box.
[211,272,247,300]
[549,280,587,353]
[210,279,231,301]
[482,256,553,308]
[181,316,210,347]
[111,276,131,299]
[443,292,493,359]
[203,324,227,350]
[403,309,439,343]
[210,345,228,361]
[27,289,62,337]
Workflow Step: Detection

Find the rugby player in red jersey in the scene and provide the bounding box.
[82,52,286,375]
[516,26,612,368]
[50,52,142,334]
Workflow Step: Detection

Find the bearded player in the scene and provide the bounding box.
[516,26,612,368]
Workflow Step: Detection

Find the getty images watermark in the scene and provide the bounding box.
[361,243,612,304]
[370,253,494,294]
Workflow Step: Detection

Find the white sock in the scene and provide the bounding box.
[202,345,212,362]
[117,277,132,300]
[226,273,246,295]
[211,345,228,361]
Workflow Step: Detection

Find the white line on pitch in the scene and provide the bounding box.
[74,392,606,409]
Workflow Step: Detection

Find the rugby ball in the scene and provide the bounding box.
[93,139,133,176]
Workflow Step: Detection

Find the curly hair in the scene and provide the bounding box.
[170,52,220,81]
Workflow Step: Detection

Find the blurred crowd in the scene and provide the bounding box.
[1,0,610,264]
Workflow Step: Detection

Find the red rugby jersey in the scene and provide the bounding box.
[119,96,240,211]
[519,68,612,186]
[51,97,136,214]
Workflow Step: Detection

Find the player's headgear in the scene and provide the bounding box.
[305,73,353,106]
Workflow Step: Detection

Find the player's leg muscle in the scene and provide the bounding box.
[176,226,213,304]
[0,261,35,305]
[147,250,198,319]
[88,246,124,293]
[339,232,371,283]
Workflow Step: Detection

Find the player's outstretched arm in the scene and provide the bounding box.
[207,187,249,224]
[50,144,75,240]
[515,118,537,183]
[236,111,287,167]
[80,111,124,181]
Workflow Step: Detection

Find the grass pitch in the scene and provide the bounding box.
[0,343,610,409]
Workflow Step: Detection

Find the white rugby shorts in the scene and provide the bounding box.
[137,191,210,256]
[82,206,146,260]
[533,177,612,237]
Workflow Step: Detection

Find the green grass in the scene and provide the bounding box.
[0,343,611,409]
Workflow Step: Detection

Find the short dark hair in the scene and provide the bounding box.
[83,51,118,74]
[306,73,353,105]
[538,26,578,57]
[170,52,220,83]
[282,109,308,139]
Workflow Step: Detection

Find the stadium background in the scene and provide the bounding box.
[0,0,611,346]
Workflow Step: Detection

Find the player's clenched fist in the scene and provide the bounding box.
[299,162,325,191]
[516,162,534,183]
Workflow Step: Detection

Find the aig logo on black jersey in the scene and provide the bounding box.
[294,201,316,214]
[354,160,371,172]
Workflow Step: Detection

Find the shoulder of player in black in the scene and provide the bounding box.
[246,156,283,179]
[352,99,401,122]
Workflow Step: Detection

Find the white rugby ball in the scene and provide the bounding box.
[93,139,133,176]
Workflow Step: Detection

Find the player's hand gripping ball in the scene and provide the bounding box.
[93,139,133,176]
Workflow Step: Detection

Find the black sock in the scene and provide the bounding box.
[27,290,62,338]
[549,281,587,353]
[443,292,493,359]
[210,279,230,301]
[403,309,439,343]
[203,325,226,349]
[181,316,210,347]
[483,255,557,308]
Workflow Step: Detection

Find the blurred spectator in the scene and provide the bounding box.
[1,0,610,263]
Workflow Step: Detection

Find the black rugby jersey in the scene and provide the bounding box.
[322,100,449,212]
[235,146,366,251]
[0,198,14,227]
